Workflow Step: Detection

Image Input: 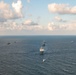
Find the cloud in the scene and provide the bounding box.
[65,22,76,30]
[12,0,23,17]
[48,3,76,14]
[1,20,76,34]
[23,25,43,31]
[0,0,23,22]
[48,22,54,31]
[54,16,67,22]
[27,0,31,3]
[48,21,76,31]
[23,19,38,25]
[48,22,59,31]
[54,16,62,22]
[0,1,14,22]
[0,21,21,31]
[0,20,42,31]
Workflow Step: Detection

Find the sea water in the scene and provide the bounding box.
[0,36,76,75]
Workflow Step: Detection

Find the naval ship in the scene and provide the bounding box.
[40,41,46,55]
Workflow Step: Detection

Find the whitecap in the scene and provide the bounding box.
[43,59,46,62]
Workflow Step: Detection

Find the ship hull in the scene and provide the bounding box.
[40,51,44,55]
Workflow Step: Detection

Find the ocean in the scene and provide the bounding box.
[0,36,76,75]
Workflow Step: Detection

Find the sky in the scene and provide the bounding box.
[0,0,76,35]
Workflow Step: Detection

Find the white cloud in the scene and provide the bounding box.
[0,1,14,22]
[23,25,43,31]
[0,1,23,22]
[1,20,76,34]
[48,3,76,14]
[54,16,67,22]
[48,22,59,31]
[12,0,23,17]
[0,20,42,31]
[54,16,62,22]
[27,0,31,3]
[66,22,76,30]
[48,22,54,31]
[23,19,38,25]
[70,20,76,23]
[48,21,76,31]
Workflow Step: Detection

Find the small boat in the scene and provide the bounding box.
[7,42,10,45]
[40,41,46,55]
[14,41,16,43]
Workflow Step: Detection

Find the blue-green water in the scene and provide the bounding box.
[0,36,76,75]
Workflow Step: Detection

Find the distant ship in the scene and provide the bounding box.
[40,41,46,55]
[7,42,11,45]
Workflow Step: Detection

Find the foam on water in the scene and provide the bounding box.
[43,59,46,62]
